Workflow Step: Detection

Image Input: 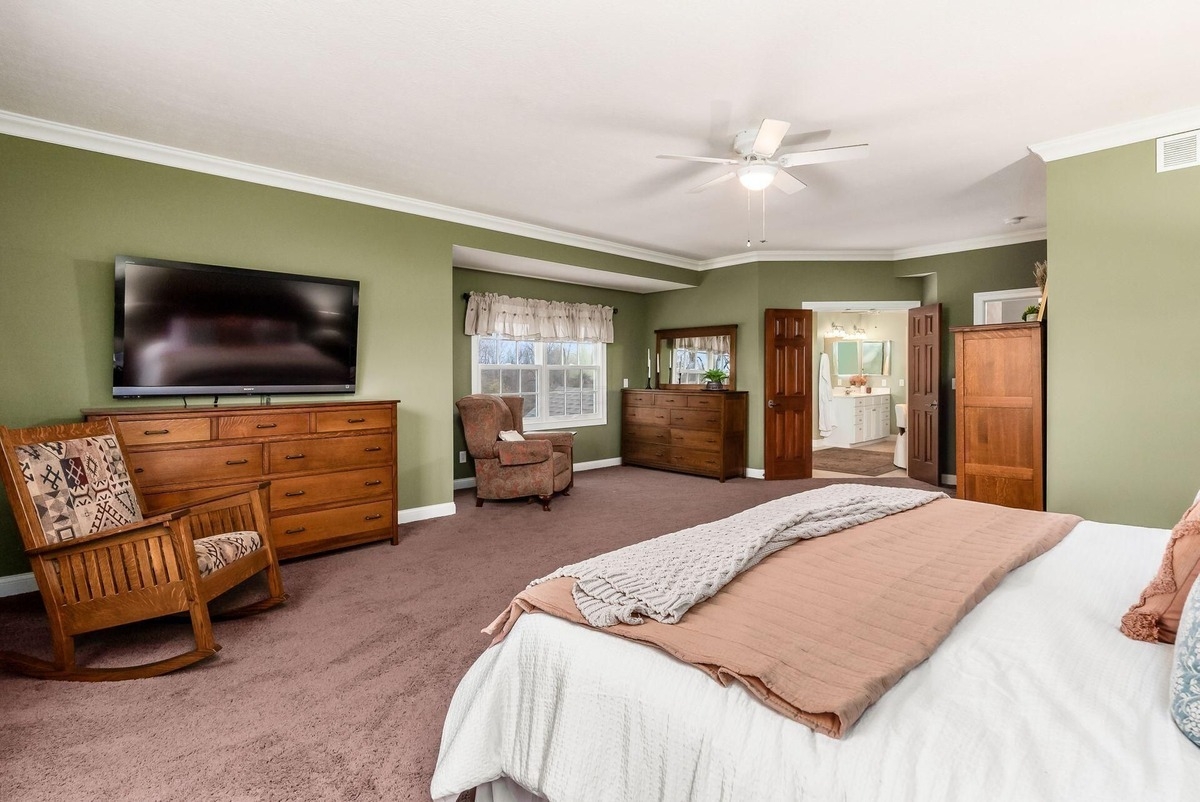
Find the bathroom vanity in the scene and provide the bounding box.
[823,389,891,447]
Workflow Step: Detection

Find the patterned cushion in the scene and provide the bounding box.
[194,531,262,578]
[1171,574,1200,747]
[15,436,142,545]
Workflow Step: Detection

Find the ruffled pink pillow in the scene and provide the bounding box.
[1121,499,1200,644]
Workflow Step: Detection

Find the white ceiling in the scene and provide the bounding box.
[2,1,1199,264]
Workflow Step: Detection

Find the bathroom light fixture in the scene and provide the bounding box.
[827,323,847,338]
[851,325,867,338]
[737,163,778,191]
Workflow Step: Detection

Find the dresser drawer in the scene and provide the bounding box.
[272,499,394,549]
[671,408,722,430]
[625,406,670,426]
[269,465,392,511]
[143,483,261,514]
[116,417,211,446]
[671,428,722,452]
[687,394,723,409]
[267,433,392,474]
[314,407,393,432]
[218,412,309,439]
[670,448,723,474]
[623,424,670,445]
[130,444,263,487]
[623,441,671,466]
[654,394,687,408]
[623,392,656,407]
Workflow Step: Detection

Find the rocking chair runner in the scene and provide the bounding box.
[0,419,288,681]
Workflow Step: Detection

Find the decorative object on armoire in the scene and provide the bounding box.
[621,389,748,481]
[952,322,1045,510]
[83,400,400,560]
[0,419,287,681]
[456,394,573,511]
[702,368,729,391]
[1022,304,1040,322]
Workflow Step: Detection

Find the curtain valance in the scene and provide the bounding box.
[464,292,614,344]
[673,336,730,353]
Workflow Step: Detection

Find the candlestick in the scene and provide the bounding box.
[646,347,653,389]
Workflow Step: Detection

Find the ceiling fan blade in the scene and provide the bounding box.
[777,144,870,168]
[751,119,791,157]
[772,170,807,195]
[687,171,736,193]
[657,154,739,165]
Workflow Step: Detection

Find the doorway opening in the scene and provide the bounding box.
[803,300,921,479]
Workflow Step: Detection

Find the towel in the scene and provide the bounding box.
[818,352,835,436]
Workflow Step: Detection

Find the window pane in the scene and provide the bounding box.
[501,368,520,393]
[499,339,517,365]
[517,341,536,365]
[581,369,595,391]
[565,342,579,366]
[566,393,582,415]
[578,342,595,365]
[566,368,581,389]
[521,369,538,393]
[546,342,563,365]
[478,337,499,365]
[480,369,501,394]
[522,393,537,418]
[581,393,595,414]
[548,392,565,417]
[548,368,565,391]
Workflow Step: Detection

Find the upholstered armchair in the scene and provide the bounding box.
[0,419,287,681]
[456,395,573,511]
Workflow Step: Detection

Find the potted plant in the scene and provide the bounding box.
[702,368,728,391]
[1022,304,1040,322]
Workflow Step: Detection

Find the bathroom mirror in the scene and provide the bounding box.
[654,324,737,390]
[832,340,891,376]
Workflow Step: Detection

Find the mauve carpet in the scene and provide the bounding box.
[0,467,942,801]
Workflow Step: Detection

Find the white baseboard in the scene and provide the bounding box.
[941,474,958,486]
[745,468,765,479]
[453,477,477,490]
[454,457,624,492]
[0,572,37,598]
[397,502,456,524]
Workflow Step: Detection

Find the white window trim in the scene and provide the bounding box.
[470,336,608,431]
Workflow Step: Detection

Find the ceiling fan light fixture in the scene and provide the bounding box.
[737,163,777,191]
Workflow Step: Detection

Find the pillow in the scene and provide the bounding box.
[1121,497,1200,643]
[498,430,525,442]
[1170,575,1200,747]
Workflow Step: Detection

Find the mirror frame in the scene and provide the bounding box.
[654,324,738,390]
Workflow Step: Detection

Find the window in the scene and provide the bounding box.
[471,335,606,430]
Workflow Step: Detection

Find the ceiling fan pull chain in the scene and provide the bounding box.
[761,191,767,244]
[746,191,752,248]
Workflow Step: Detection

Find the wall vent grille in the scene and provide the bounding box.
[1157,130,1200,172]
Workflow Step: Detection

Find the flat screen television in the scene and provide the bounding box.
[113,255,360,398]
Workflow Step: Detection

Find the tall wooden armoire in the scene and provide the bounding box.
[952,322,1045,510]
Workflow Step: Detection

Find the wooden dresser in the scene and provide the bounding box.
[82,400,399,559]
[621,389,748,481]
[952,322,1044,510]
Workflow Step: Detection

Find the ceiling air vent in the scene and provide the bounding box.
[1157,129,1200,172]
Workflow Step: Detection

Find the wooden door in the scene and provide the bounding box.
[907,303,941,485]
[764,308,812,480]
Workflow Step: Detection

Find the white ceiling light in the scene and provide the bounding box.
[737,163,778,191]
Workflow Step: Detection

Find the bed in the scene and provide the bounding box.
[430,502,1200,801]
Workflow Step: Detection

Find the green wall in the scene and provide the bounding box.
[450,268,648,480]
[1047,139,1200,526]
[0,134,689,577]
[896,240,1047,473]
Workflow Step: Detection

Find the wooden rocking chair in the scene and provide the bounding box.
[0,419,288,681]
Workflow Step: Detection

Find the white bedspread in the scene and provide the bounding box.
[431,521,1200,802]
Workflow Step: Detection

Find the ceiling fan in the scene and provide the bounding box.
[657,118,869,195]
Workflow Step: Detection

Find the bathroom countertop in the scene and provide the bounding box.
[835,388,891,397]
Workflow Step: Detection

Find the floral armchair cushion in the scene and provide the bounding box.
[1171,574,1200,748]
[15,436,143,545]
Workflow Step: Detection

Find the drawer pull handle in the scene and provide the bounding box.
[143,429,170,436]
[225,459,249,465]
[347,417,367,423]
[364,513,383,521]
[284,490,306,497]
[285,454,306,460]
[134,467,144,473]
[363,446,383,452]
[364,480,383,487]
[285,526,306,535]
[256,423,278,429]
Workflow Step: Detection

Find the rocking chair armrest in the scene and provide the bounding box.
[154,481,272,517]
[25,511,185,556]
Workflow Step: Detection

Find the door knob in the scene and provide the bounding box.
[930,401,939,409]
[767,400,777,408]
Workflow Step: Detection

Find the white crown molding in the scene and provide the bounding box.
[892,228,1047,261]
[802,300,921,311]
[0,109,1048,272]
[1029,106,1200,162]
[0,110,697,270]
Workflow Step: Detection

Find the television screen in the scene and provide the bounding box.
[113,256,359,398]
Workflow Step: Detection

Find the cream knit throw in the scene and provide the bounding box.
[534,483,946,627]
